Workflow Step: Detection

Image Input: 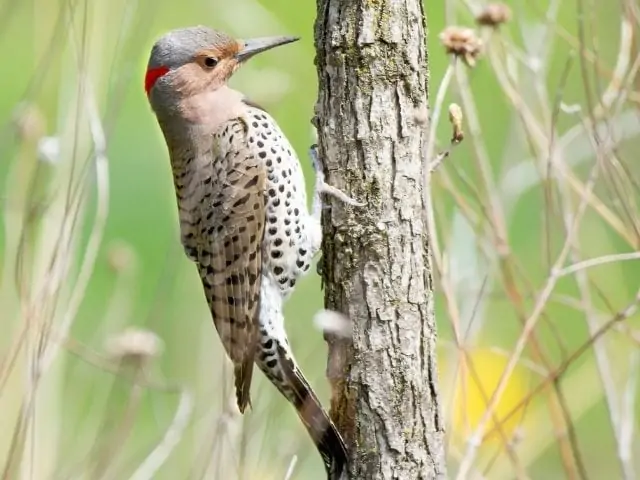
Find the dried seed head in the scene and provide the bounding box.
[13,103,45,143]
[106,327,163,363]
[448,103,464,143]
[476,3,512,27]
[313,309,352,338]
[413,105,429,126]
[37,137,60,164]
[439,26,483,67]
[107,241,136,273]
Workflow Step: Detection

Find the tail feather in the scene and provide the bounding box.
[287,367,348,479]
[234,357,254,413]
[259,343,348,479]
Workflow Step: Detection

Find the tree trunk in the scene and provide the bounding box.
[313,1,446,479]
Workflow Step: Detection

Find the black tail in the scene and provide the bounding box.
[258,344,348,479]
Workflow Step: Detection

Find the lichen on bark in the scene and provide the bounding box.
[313,0,446,478]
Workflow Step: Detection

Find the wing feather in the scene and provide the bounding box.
[195,119,265,412]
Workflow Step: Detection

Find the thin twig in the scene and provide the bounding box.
[426,58,457,167]
[130,389,194,480]
[456,128,598,480]
[423,57,463,343]
[484,287,640,439]
[618,351,638,480]
[39,72,110,375]
[555,251,640,277]
[283,455,298,480]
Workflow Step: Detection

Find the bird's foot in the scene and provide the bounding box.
[309,145,365,222]
[309,144,362,289]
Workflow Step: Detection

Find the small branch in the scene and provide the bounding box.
[618,352,638,480]
[283,455,298,480]
[483,287,640,440]
[456,138,599,480]
[39,77,110,374]
[555,251,640,277]
[425,58,457,167]
[130,389,194,480]
[423,58,461,344]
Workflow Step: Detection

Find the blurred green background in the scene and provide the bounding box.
[1,0,638,478]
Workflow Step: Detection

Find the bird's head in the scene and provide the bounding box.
[145,26,298,107]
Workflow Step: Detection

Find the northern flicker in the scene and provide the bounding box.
[145,26,359,478]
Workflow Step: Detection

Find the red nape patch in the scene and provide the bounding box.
[145,66,170,95]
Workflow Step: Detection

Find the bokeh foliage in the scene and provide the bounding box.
[0,0,638,478]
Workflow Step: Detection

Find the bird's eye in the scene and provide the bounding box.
[203,56,218,68]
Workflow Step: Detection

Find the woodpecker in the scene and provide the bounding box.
[145,26,360,478]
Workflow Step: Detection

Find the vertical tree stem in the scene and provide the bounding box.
[313,1,446,478]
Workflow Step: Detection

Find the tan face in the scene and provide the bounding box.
[169,41,242,98]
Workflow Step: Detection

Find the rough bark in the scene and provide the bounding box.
[313,1,446,479]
